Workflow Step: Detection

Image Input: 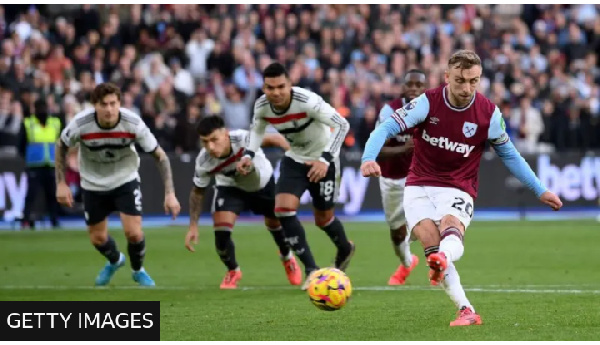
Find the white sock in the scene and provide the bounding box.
[440,231,464,262]
[442,262,474,312]
[281,251,293,261]
[394,238,413,267]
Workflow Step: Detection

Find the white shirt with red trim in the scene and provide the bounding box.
[193,130,273,192]
[60,107,158,191]
[247,87,349,163]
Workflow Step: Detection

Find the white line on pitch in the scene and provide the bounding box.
[0,285,599,294]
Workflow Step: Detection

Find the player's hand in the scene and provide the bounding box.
[236,156,253,175]
[360,160,381,177]
[185,226,199,252]
[306,160,328,183]
[56,182,73,208]
[540,191,562,211]
[164,192,181,219]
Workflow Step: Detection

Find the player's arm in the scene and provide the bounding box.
[308,95,349,165]
[361,94,429,176]
[136,120,181,218]
[303,95,349,182]
[186,162,211,252]
[237,103,267,174]
[261,133,290,151]
[55,122,80,207]
[488,107,562,210]
[375,104,414,158]
[378,139,414,158]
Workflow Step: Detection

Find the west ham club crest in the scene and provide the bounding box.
[462,122,478,138]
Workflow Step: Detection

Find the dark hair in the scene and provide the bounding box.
[91,82,121,104]
[262,62,289,79]
[405,69,426,77]
[404,69,426,83]
[448,50,482,70]
[196,115,225,136]
[34,99,47,115]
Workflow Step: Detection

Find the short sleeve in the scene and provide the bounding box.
[193,152,211,188]
[488,106,510,146]
[60,120,80,147]
[135,121,159,153]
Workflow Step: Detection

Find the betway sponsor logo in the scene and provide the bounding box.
[538,155,600,201]
[421,130,475,158]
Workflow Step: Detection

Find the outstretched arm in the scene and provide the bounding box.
[244,107,268,157]
[488,107,562,210]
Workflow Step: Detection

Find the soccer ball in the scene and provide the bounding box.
[306,267,352,311]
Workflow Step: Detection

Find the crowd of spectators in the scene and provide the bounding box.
[1,4,599,156]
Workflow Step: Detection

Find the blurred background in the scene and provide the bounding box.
[1,4,599,227]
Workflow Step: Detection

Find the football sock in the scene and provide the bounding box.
[439,227,464,262]
[214,229,238,271]
[424,245,439,258]
[127,237,146,271]
[277,213,319,275]
[391,228,413,267]
[267,225,291,258]
[319,217,352,253]
[442,262,474,312]
[94,236,121,265]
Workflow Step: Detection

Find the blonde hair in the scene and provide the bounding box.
[448,50,481,70]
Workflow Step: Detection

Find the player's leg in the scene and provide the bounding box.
[404,186,443,282]
[41,167,60,228]
[22,168,41,229]
[264,217,302,285]
[432,187,481,326]
[247,178,292,259]
[212,210,242,289]
[275,157,319,287]
[114,178,154,286]
[308,157,354,271]
[379,177,418,285]
[83,189,125,286]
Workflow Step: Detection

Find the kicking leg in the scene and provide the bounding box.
[437,215,481,326]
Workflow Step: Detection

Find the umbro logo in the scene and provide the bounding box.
[429,117,440,125]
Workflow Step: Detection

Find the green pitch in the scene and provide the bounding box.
[1,221,599,340]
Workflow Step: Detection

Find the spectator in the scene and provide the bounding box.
[0,4,598,155]
[510,97,544,153]
[0,89,22,157]
[212,72,256,130]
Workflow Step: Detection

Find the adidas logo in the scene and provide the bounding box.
[421,130,475,158]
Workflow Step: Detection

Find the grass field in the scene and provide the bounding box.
[1,220,599,341]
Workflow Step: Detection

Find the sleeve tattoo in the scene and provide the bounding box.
[153,147,175,195]
[55,139,68,185]
[189,186,205,225]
